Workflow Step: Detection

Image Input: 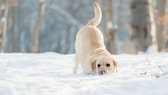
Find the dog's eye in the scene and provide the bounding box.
[97,64,101,67]
[106,63,110,67]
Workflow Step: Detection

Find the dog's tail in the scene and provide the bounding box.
[87,2,102,27]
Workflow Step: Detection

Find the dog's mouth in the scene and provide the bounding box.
[99,70,106,75]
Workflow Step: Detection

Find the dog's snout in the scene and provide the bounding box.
[99,70,106,75]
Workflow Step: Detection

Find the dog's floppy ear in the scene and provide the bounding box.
[113,58,118,73]
[87,55,96,73]
[91,60,96,72]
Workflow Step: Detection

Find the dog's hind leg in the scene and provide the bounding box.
[73,53,80,74]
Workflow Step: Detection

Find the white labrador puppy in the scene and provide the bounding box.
[73,2,118,75]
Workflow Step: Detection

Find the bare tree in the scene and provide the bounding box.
[130,0,156,53]
[103,0,117,54]
[156,0,167,52]
[0,0,8,52]
[31,0,45,53]
[5,0,21,52]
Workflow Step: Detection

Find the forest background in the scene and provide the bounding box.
[0,0,168,54]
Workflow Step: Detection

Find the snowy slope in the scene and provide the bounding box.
[0,53,168,95]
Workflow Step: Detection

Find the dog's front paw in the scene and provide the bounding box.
[73,69,78,74]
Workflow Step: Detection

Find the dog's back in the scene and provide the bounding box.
[76,26,105,58]
[75,2,105,61]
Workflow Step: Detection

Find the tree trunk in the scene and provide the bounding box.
[5,0,21,52]
[103,0,117,54]
[165,14,168,51]
[0,0,8,52]
[130,0,155,53]
[31,0,45,53]
[156,0,167,52]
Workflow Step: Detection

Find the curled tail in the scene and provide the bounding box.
[87,2,102,27]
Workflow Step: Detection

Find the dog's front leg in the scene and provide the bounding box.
[73,53,80,74]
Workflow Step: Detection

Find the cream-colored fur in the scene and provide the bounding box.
[73,2,118,75]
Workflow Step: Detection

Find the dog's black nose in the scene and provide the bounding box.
[99,70,106,75]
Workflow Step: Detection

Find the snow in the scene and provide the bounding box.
[107,21,113,29]
[0,53,168,95]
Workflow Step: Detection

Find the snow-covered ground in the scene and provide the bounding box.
[0,53,168,95]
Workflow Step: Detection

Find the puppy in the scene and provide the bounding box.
[73,2,118,75]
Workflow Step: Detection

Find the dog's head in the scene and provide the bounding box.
[90,55,118,75]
